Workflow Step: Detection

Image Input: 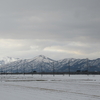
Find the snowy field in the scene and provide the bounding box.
[0,74,100,100]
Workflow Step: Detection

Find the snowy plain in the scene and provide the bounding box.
[0,74,100,100]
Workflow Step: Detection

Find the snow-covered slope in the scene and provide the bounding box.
[0,55,55,73]
[0,55,100,73]
[0,57,20,65]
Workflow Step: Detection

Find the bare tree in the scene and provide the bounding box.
[87,58,89,75]
[68,60,70,77]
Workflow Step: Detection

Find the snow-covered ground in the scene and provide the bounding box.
[0,74,100,100]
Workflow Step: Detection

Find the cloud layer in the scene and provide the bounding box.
[0,0,100,59]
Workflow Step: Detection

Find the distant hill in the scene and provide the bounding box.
[0,56,20,65]
[0,55,100,73]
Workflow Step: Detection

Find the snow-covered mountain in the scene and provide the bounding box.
[0,57,20,65]
[0,55,100,73]
[0,55,55,73]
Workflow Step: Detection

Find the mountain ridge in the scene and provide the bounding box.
[0,56,20,65]
[0,55,100,73]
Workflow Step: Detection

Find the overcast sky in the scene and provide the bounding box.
[0,0,100,60]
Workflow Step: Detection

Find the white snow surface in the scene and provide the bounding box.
[0,56,20,65]
[0,74,100,100]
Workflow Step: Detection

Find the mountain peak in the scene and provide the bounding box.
[38,55,46,58]
[32,55,54,63]
[34,55,48,61]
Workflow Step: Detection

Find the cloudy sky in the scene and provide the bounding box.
[0,0,100,60]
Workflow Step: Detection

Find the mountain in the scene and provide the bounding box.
[0,55,55,73]
[0,55,100,73]
[0,56,20,65]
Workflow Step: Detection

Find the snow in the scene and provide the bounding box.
[0,56,20,65]
[0,74,100,100]
[1,55,100,73]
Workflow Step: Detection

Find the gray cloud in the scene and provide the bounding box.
[0,0,100,59]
